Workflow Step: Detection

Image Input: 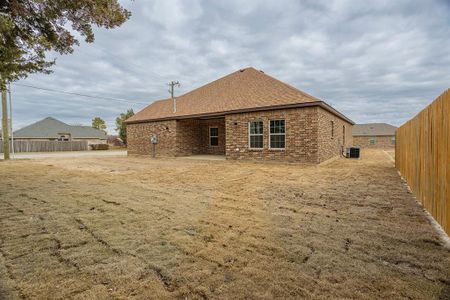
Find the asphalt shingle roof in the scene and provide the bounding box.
[352,123,397,136]
[126,67,346,123]
[14,117,107,139]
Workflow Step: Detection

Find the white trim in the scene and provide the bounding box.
[248,120,264,150]
[269,119,286,150]
[209,126,219,147]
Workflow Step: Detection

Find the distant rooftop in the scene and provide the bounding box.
[14,117,107,139]
[352,123,397,136]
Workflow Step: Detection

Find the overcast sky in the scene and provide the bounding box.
[10,0,450,134]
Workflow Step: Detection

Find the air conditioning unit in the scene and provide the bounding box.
[346,147,360,158]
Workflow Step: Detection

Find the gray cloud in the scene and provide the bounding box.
[10,0,450,133]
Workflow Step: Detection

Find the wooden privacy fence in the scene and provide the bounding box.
[396,89,450,235]
[0,140,88,153]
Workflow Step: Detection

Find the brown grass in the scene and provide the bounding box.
[0,150,449,299]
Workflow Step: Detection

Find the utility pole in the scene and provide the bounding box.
[168,81,180,113]
[0,74,10,160]
[8,83,14,157]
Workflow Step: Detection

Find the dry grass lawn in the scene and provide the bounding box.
[0,149,449,299]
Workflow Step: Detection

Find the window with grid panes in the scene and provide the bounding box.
[269,120,285,149]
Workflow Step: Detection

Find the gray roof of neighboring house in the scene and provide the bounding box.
[352,123,397,136]
[14,117,107,139]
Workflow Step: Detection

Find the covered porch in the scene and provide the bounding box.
[175,116,226,157]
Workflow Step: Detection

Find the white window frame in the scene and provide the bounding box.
[269,119,286,150]
[370,137,376,145]
[57,133,71,141]
[248,120,264,149]
[209,126,219,146]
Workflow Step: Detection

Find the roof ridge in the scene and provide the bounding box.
[177,67,319,102]
[177,68,245,98]
[355,123,397,126]
[14,116,67,133]
[125,68,349,124]
[46,116,69,125]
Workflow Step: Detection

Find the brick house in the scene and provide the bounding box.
[352,123,397,148]
[125,68,354,163]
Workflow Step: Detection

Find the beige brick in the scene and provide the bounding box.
[353,135,395,149]
[127,107,353,163]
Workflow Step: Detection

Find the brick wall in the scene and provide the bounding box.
[176,119,225,155]
[127,107,353,163]
[317,107,353,163]
[127,118,225,156]
[176,119,202,156]
[353,135,395,148]
[225,107,320,163]
[198,119,226,155]
[126,120,177,156]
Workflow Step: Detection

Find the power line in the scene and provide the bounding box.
[13,83,149,105]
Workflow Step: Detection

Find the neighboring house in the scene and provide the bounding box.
[14,117,107,146]
[352,123,397,148]
[107,135,125,147]
[125,67,354,163]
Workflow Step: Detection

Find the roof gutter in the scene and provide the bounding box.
[125,101,355,125]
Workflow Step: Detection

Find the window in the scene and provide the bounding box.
[270,120,285,149]
[249,121,263,149]
[370,137,376,145]
[391,137,396,145]
[331,121,335,138]
[209,127,218,146]
[57,133,71,141]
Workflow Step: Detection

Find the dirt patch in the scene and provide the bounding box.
[0,150,449,299]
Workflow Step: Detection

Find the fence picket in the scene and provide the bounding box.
[0,140,88,153]
[396,89,450,235]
